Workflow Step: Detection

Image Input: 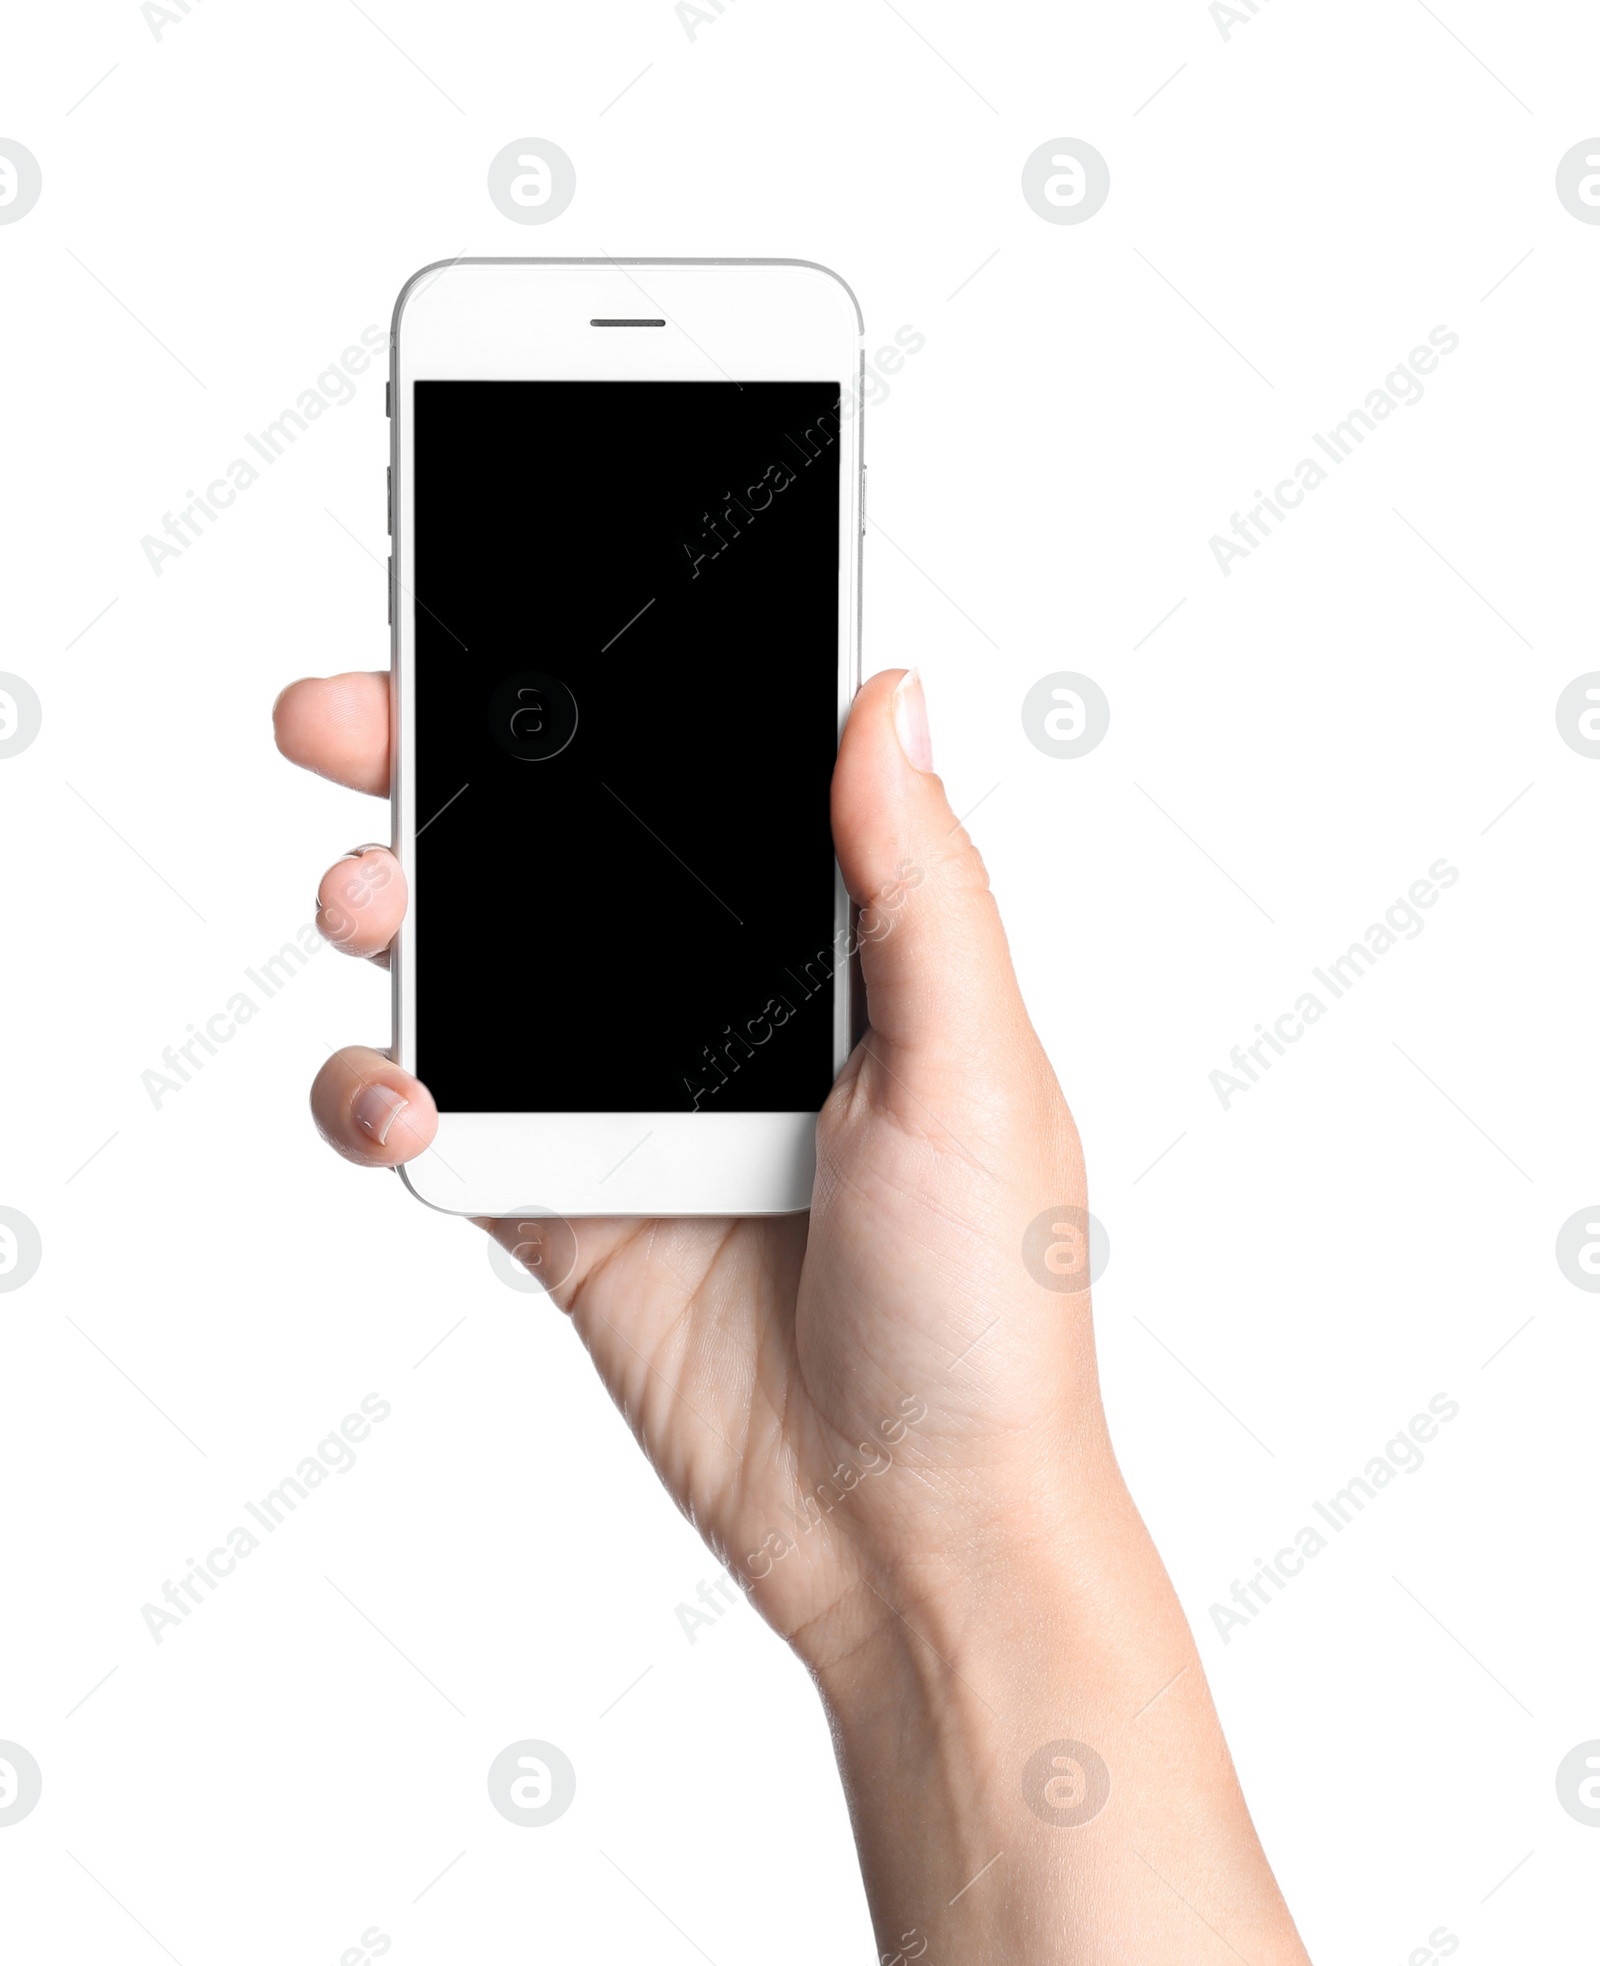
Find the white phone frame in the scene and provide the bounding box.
[388,259,863,1219]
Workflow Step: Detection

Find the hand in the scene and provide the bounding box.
[275,666,1310,1963]
[277,665,1086,1641]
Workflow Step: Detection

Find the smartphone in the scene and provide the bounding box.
[388,259,864,1218]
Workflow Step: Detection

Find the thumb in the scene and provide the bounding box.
[832,668,1032,1068]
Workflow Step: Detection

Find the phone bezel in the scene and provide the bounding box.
[389,258,863,1218]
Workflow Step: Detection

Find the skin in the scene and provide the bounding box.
[276,665,1312,1963]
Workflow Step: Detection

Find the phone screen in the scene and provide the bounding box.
[411,380,843,1114]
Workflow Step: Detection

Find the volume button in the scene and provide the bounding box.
[387,556,392,626]
[386,465,392,536]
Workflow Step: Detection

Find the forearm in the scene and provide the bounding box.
[805,1486,1311,1965]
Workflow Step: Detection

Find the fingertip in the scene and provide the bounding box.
[273,672,391,796]
[832,668,1021,1059]
[311,1046,437,1167]
[833,667,936,907]
[890,668,934,773]
[852,666,911,729]
[316,847,406,960]
[272,676,318,761]
[271,675,309,728]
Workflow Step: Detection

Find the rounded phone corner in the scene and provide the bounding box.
[390,257,473,342]
[396,1158,477,1219]
[767,1196,814,1219]
[771,258,863,337]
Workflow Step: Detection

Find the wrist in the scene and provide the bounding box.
[797,1437,1147,1696]
[806,1545,1164,1964]
[798,1480,1311,1965]
[808,1474,1179,1748]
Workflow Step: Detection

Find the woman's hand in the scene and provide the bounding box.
[275,665,1310,1964]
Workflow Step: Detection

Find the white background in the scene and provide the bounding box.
[3,1,1596,1959]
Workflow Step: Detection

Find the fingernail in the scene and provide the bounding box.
[892,669,933,773]
[353,1083,409,1146]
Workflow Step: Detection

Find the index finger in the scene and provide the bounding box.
[273,671,389,796]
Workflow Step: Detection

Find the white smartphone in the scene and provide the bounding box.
[387,258,864,1219]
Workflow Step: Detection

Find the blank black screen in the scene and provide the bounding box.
[412,380,842,1113]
